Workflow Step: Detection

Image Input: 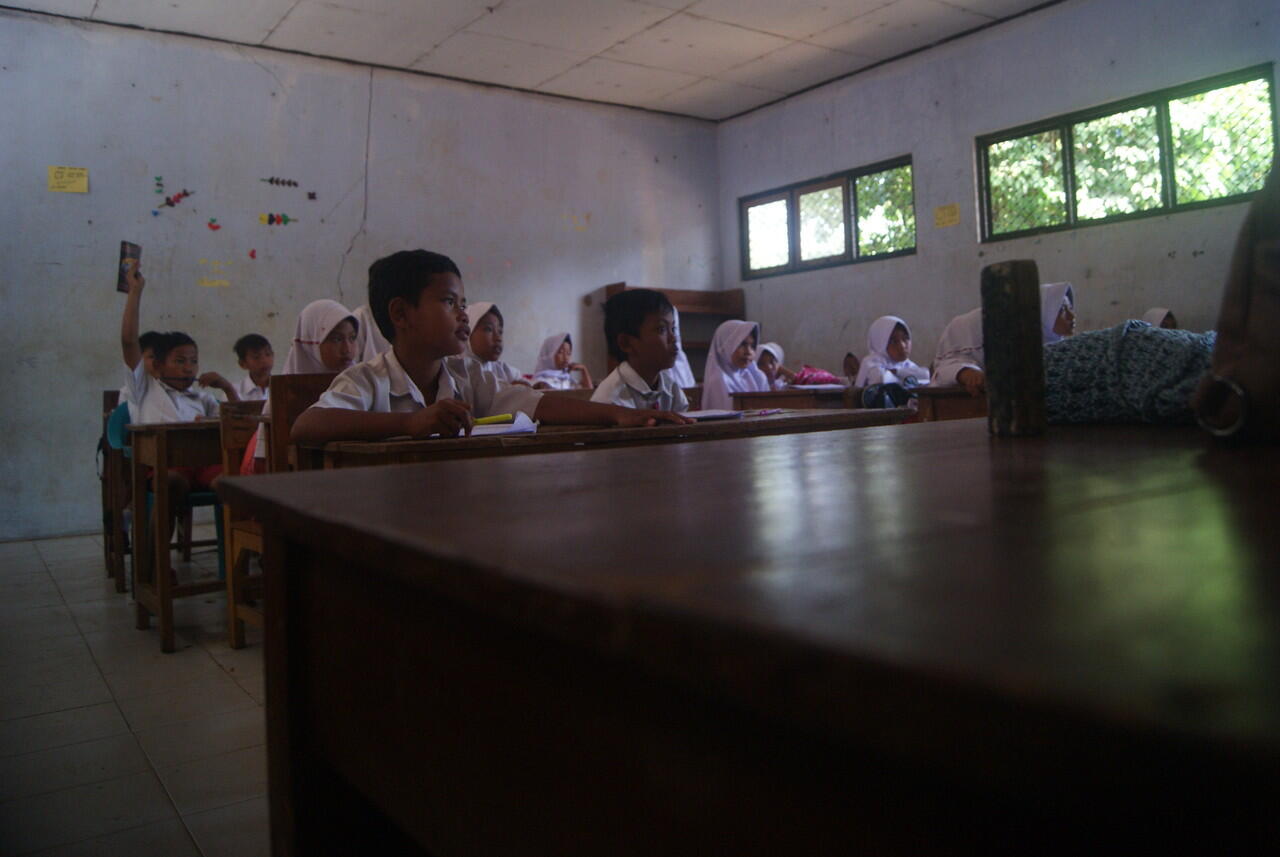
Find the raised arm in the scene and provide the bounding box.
[570,362,594,389]
[120,261,144,370]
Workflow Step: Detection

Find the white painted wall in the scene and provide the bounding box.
[0,10,718,540]
[717,0,1279,371]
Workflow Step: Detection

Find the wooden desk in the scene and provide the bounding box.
[731,386,852,410]
[128,421,225,652]
[915,384,988,421]
[301,408,912,469]
[220,420,1280,853]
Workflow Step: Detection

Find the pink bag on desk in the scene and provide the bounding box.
[792,365,842,385]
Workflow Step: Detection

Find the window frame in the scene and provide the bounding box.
[739,155,915,281]
[977,63,1277,243]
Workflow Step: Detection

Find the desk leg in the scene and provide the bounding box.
[131,446,151,630]
[152,432,177,653]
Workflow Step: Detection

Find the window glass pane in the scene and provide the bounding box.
[746,199,790,270]
[1170,78,1274,203]
[987,131,1068,234]
[1073,106,1163,219]
[855,165,915,256]
[798,185,847,261]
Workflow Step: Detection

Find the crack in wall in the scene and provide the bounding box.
[335,68,374,303]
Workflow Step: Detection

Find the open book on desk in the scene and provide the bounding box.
[680,410,743,420]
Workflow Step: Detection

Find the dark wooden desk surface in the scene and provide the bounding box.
[732,386,851,409]
[303,407,911,468]
[222,419,1280,853]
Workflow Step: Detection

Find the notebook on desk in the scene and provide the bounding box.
[682,410,743,420]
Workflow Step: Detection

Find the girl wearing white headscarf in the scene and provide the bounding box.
[245,299,358,472]
[701,320,768,410]
[932,282,1076,389]
[532,332,592,389]
[464,302,528,385]
[855,316,930,388]
[757,342,794,389]
[667,306,697,388]
[1141,307,1178,329]
[352,304,391,363]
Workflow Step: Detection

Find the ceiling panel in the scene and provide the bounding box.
[465,0,673,55]
[538,56,699,109]
[808,0,994,60]
[716,41,874,94]
[92,0,296,44]
[10,0,95,17]
[602,13,790,77]
[655,77,779,120]
[413,31,589,90]
[265,0,471,67]
[686,0,892,40]
[947,0,1047,17]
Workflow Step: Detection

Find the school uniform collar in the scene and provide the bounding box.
[157,378,204,401]
[385,349,456,406]
[619,361,661,395]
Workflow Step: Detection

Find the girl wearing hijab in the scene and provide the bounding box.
[756,342,795,390]
[1141,307,1178,329]
[701,320,769,410]
[465,302,528,385]
[532,333,593,390]
[855,316,930,388]
[667,306,697,388]
[352,304,392,363]
[243,299,359,473]
[932,282,1076,395]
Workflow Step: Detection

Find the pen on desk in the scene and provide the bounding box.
[756,408,783,416]
[475,413,515,425]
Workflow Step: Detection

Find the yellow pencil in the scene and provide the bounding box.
[475,413,515,425]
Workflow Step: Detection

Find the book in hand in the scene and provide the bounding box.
[117,241,141,292]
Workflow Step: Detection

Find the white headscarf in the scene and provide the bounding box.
[1040,282,1074,345]
[759,342,785,366]
[465,302,498,361]
[1142,307,1173,327]
[856,316,929,387]
[758,342,786,389]
[282,299,356,375]
[668,306,696,388]
[352,304,391,363]
[533,332,572,386]
[701,320,768,410]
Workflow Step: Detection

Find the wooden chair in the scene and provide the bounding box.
[267,373,336,473]
[219,400,266,648]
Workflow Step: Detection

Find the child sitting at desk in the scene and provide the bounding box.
[291,250,689,443]
[532,333,593,390]
[233,333,274,401]
[932,282,1075,395]
[757,343,795,390]
[855,316,930,388]
[701,320,769,411]
[668,306,697,389]
[592,288,689,412]
[465,301,529,385]
[1142,308,1179,329]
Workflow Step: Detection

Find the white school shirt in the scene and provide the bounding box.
[855,316,930,388]
[123,363,220,423]
[479,360,527,385]
[311,349,543,419]
[236,375,268,401]
[931,283,1074,386]
[668,307,697,389]
[591,362,689,412]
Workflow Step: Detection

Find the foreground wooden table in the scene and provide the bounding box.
[220,420,1280,854]
[300,407,911,469]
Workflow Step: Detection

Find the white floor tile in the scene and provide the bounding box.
[182,795,269,857]
[0,769,176,854]
[157,744,267,815]
[136,706,265,769]
[0,732,150,802]
[116,675,258,732]
[23,817,202,857]
[0,703,129,758]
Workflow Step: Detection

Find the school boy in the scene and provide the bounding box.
[233,333,274,401]
[591,289,689,412]
[291,251,690,443]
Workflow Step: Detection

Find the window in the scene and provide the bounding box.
[978,65,1275,241]
[740,157,914,279]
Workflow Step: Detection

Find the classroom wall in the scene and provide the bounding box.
[717,0,1280,370]
[0,9,719,540]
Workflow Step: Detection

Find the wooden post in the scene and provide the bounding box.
[981,260,1045,437]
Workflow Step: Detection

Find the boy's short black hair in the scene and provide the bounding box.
[603,288,674,363]
[138,330,164,353]
[233,333,271,360]
[153,331,196,364]
[368,250,461,342]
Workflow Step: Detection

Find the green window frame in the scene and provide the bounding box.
[977,64,1276,242]
[739,156,915,280]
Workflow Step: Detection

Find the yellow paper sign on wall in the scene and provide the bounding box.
[933,203,960,228]
[48,166,89,193]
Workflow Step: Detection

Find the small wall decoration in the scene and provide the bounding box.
[260,177,299,187]
[161,189,194,208]
[259,213,296,225]
[154,176,164,195]
[307,192,317,200]
[48,166,89,193]
[249,249,257,259]
[207,218,221,231]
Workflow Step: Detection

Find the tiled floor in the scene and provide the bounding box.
[0,531,268,856]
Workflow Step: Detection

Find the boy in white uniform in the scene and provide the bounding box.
[592,289,689,412]
[292,251,691,444]
[232,333,274,401]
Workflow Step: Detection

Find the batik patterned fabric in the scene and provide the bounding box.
[1044,321,1215,424]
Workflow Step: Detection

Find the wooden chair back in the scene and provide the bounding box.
[218,400,266,482]
[219,399,267,649]
[541,387,594,401]
[268,373,336,472]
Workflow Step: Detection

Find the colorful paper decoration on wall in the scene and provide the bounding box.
[307,192,317,200]
[154,176,164,195]
[259,213,296,225]
[249,249,257,259]
[48,166,89,193]
[260,177,299,187]
[161,189,194,208]
[207,218,221,231]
